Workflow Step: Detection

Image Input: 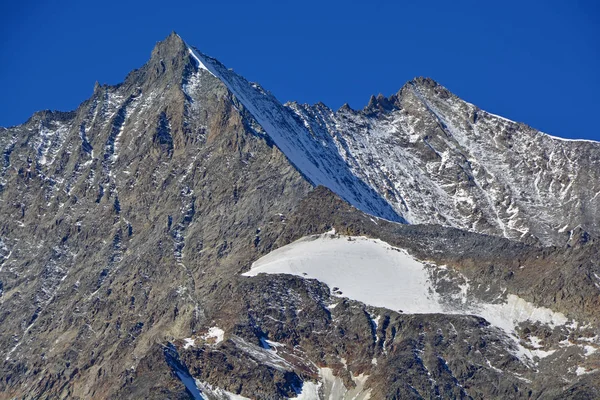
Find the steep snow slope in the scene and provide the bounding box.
[186,45,404,224]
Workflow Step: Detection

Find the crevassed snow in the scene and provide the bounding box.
[243,233,572,362]
[184,45,403,223]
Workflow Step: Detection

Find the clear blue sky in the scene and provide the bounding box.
[1,1,598,140]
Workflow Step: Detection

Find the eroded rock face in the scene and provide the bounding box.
[0,33,599,399]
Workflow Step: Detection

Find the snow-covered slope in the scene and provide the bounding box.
[243,232,569,329]
[186,45,404,224]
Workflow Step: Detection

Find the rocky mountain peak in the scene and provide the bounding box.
[116,32,200,93]
[150,31,187,61]
[338,102,354,112]
[410,76,441,88]
[407,76,454,101]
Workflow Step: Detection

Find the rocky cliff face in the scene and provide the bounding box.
[0,33,598,399]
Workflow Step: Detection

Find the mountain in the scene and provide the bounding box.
[0,32,599,399]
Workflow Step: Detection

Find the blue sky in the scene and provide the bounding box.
[1,0,598,140]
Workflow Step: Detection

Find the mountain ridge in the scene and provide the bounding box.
[3,33,600,246]
[5,30,596,143]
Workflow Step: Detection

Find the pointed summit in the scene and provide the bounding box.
[150,31,188,63]
[406,76,453,100]
[128,32,196,90]
[338,102,354,113]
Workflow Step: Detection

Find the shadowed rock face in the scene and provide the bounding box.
[0,33,599,399]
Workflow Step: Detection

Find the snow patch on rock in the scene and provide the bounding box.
[183,338,195,349]
[294,381,322,400]
[244,233,442,314]
[202,326,225,344]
